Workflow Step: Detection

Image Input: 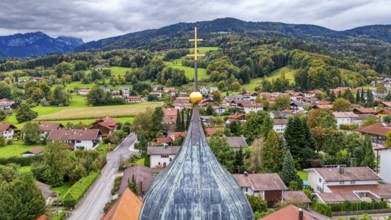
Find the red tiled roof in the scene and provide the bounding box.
[376,109,391,115]
[234,173,288,191]
[101,188,142,220]
[312,167,381,182]
[259,204,329,220]
[328,184,391,199]
[23,147,44,155]
[47,129,100,141]
[163,108,178,116]
[229,113,245,120]
[171,132,186,139]
[357,123,391,137]
[38,122,62,131]
[95,117,117,128]
[155,137,173,144]
[382,102,391,107]
[353,108,376,114]
[0,122,15,132]
[205,127,224,136]
[35,214,48,220]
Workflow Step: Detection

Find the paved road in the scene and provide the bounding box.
[68,133,138,220]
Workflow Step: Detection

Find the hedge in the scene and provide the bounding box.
[0,155,43,166]
[331,201,388,212]
[339,124,359,130]
[63,171,100,207]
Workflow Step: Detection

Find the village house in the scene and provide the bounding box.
[282,191,311,208]
[213,106,226,115]
[174,96,190,103]
[21,147,44,157]
[234,173,288,207]
[173,102,192,111]
[78,88,91,95]
[199,99,215,108]
[290,101,306,111]
[200,116,214,127]
[312,104,333,110]
[225,136,248,150]
[304,90,322,98]
[149,92,162,99]
[169,132,186,142]
[147,146,180,168]
[357,123,391,145]
[47,129,102,150]
[127,96,142,103]
[333,112,358,128]
[0,98,14,110]
[269,111,294,119]
[101,188,142,220]
[162,108,178,125]
[163,87,176,96]
[226,113,246,124]
[38,122,63,140]
[273,119,288,133]
[375,146,391,184]
[178,91,188,97]
[307,166,391,204]
[260,204,329,220]
[90,117,118,138]
[0,122,16,140]
[119,165,153,196]
[230,100,264,113]
[376,109,391,122]
[149,137,174,146]
[353,108,376,115]
[199,86,208,95]
[205,127,224,136]
[119,87,130,97]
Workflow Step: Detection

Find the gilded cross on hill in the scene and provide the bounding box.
[189,27,203,104]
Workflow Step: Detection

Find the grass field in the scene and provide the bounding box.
[297,171,308,181]
[36,102,163,121]
[110,67,132,75]
[52,182,72,199]
[165,61,208,80]
[243,67,296,92]
[189,47,219,54]
[0,141,44,158]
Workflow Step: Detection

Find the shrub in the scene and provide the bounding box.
[63,171,100,208]
[0,155,43,166]
[339,124,359,130]
[111,176,123,195]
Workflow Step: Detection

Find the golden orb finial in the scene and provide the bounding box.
[190,92,202,104]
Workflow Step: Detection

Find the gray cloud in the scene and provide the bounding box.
[0,0,390,42]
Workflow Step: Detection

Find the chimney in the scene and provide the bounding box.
[298,208,303,220]
[338,166,344,174]
[244,171,248,177]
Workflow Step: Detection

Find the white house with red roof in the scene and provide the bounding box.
[0,98,14,110]
[78,88,91,95]
[0,123,16,140]
[47,129,102,150]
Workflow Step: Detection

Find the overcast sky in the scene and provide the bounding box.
[0,0,389,42]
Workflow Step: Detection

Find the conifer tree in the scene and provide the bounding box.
[362,136,375,169]
[175,109,182,131]
[233,147,245,173]
[356,89,361,103]
[360,88,365,103]
[186,110,191,130]
[262,130,285,172]
[280,150,297,186]
[329,91,336,102]
[181,110,185,132]
[366,90,374,107]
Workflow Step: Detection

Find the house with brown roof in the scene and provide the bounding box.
[47,129,101,150]
[173,102,192,111]
[259,204,329,220]
[273,119,288,133]
[307,167,391,205]
[101,188,142,220]
[226,113,246,124]
[128,96,142,103]
[333,112,358,128]
[205,127,224,136]
[149,92,162,98]
[0,122,16,140]
[231,100,264,113]
[175,96,190,103]
[91,117,118,138]
[38,122,63,139]
[234,173,288,207]
[0,98,14,110]
[226,136,248,150]
[376,109,391,122]
[78,88,91,95]
[290,102,306,111]
[282,191,311,208]
[356,123,391,145]
[119,165,153,196]
[162,108,178,125]
[353,108,376,115]
[312,104,333,110]
[382,101,391,109]
[22,147,44,157]
[147,146,180,168]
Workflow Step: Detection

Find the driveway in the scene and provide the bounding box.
[68,133,138,220]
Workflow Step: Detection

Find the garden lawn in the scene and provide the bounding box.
[52,182,72,199]
[244,67,295,92]
[36,102,163,121]
[19,166,32,173]
[0,141,43,158]
[297,171,308,181]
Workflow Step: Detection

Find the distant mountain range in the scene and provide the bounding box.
[2,18,391,58]
[75,18,391,52]
[0,32,83,58]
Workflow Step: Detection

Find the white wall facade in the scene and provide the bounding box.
[2,129,14,140]
[150,154,176,168]
[380,149,391,184]
[336,117,354,128]
[241,187,264,198]
[273,124,287,133]
[244,107,263,114]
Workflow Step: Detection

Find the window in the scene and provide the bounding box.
[319,178,322,183]
[339,181,344,185]
[161,155,169,158]
[245,187,248,192]
[76,140,81,143]
[350,181,355,185]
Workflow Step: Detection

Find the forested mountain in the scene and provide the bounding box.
[0,32,83,58]
[76,17,391,51]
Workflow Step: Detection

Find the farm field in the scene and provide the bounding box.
[36,102,163,121]
[0,140,44,158]
[244,67,296,92]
